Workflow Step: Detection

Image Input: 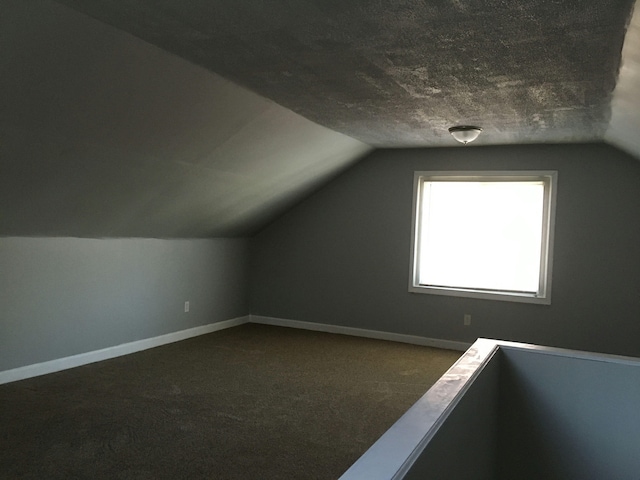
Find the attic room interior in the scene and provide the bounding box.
[2,0,640,479]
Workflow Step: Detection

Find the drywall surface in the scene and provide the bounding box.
[0,237,248,371]
[58,0,633,147]
[250,143,640,356]
[497,348,640,479]
[607,0,640,159]
[402,351,500,480]
[0,0,370,238]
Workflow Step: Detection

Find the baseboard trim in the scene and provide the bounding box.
[250,315,471,352]
[0,316,250,385]
[1,315,470,385]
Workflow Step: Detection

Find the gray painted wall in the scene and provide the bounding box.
[0,237,248,371]
[249,143,640,357]
[403,354,499,480]
[497,348,640,479]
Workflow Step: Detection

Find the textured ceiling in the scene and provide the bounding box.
[3,0,639,239]
[55,0,635,147]
[0,0,370,237]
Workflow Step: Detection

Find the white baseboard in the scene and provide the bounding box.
[0,316,250,385]
[249,315,471,352]
[1,315,470,385]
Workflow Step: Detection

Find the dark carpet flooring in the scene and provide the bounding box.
[0,323,461,480]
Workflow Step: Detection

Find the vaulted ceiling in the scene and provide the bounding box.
[1,0,370,237]
[55,0,636,147]
[2,0,639,238]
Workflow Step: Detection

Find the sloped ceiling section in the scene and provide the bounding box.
[607,2,640,157]
[55,0,634,147]
[0,0,371,238]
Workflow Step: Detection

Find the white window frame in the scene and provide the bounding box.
[409,171,558,304]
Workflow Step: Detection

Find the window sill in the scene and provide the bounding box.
[409,284,551,305]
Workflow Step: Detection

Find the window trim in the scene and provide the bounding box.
[409,171,558,304]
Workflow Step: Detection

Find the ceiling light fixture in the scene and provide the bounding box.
[448,125,483,145]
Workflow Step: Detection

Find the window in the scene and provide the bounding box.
[409,171,557,304]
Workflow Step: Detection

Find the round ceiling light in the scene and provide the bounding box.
[448,125,483,145]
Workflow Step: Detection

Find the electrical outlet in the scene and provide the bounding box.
[464,314,471,326]
[184,301,190,313]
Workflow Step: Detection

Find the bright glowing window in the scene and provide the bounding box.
[409,171,557,304]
